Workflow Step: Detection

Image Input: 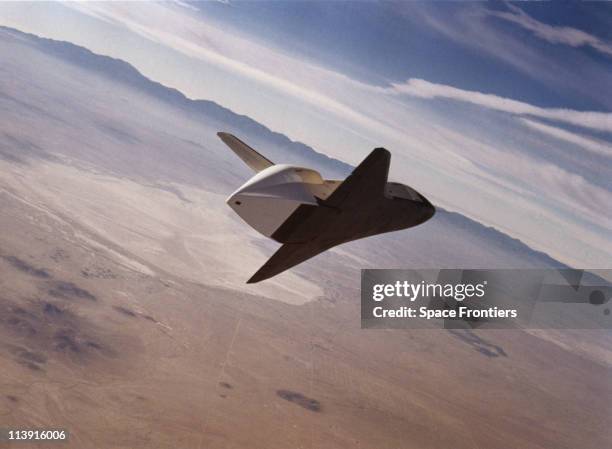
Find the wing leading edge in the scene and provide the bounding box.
[248,148,391,283]
[247,242,331,283]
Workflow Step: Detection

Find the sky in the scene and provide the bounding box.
[0,1,610,268]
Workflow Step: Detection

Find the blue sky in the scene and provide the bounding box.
[198,1,612,110]
[0,1,610,268]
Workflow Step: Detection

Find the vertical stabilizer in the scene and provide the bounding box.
[217,132,274,173]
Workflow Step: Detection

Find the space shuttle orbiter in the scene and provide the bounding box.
[218,132,435,283]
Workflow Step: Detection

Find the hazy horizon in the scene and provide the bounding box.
[1,1,610,269]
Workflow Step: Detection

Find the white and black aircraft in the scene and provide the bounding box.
[218,132,435,283]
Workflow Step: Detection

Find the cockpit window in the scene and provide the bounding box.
[385,182,423,202]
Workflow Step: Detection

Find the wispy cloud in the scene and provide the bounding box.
[407,4,612,109]
[520,118,612,158]
[490,4,612,57]
[390,78,612,133]
[171,1,201,12]
[410,4,565,84]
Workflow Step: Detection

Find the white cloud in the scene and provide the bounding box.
[172,1,201,12]
[490,4,612,57]
[520,118,612,158]
[390,78,612,133]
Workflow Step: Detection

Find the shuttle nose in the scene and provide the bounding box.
[418,194,436,223]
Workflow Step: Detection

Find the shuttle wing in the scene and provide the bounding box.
[247,242,332,283]
[218,132,274,172]
[323,147,390,208]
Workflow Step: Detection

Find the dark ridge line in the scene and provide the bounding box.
[0,26,351,175]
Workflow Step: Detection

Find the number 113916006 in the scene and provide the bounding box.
[1,429,68,442]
